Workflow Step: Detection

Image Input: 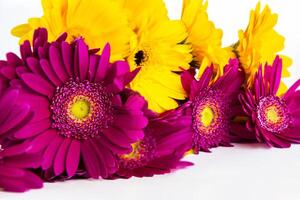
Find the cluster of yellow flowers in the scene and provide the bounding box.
[12,0,291,113]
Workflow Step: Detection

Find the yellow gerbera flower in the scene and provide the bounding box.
[117,0,193,113]
[181,0,233,79]
[235,2,292,93]
[11,0,134,61]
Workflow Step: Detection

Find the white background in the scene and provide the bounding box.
[1,0,300,199]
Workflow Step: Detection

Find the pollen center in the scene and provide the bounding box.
[69,96,91,120]
[121,142,141,160]
[265,106,279,124]
[257,96,291,133]
[200,106,214,127]
[51,78,113,140]
[134,50,146,66]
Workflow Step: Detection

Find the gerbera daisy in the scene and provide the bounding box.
[118,0,193,113]
[11,0,134,61]
[116,98,192,178]
[235,56,300,148]
[235,2,292,94]
[181,0,234,79]
[167,59,244,152]
[6,28,148,179]
[0,88,43,192]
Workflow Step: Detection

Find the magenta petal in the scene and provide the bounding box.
[0,104,30,135]
[0,142,30,157]
[49,45,68,82]
[66,140,81,177]
[27,129,57,153]
[284,79,300,100]
[270,56,282,94]
[61,42,73,76]
[40,59,62,86]
[6,52,22,66]
[81,140,100,178]
[78,39,89,81]
[54,138,71,176]
[15,119,51,139]
[100,135,129,154]
[21,171,43,189]
[42,135,63,170]
[0,166,25,177]
[5,154,41,169]
[20,40,33,60]
[88,55,99,82]
[124,67,141,85]
[94,43,110,82]
[89,140,107,178]
[94,139,117,169]
[26,57,43,76]
[181,70,194,95]
[0,89,19,123]
[21,73,54,98]
[125,94,146,110]
[0,178,27,192]
[1,66,16,79]
[104,126,132,148]
[114,112,148,130]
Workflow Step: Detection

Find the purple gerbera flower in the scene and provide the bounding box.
[5,28,148,179]
[235,56,300,148]
[0,88,43,192]
[167,59,244,152]
[116,101,192,178]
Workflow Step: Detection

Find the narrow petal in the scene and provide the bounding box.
[49,45,68,82]
[21,73,54,98]
[66,140,81,177]
[54,138,71,176]
[94,43,110,82]
[78,39,89,81]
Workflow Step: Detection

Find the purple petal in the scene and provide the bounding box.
[21,73,54,98]
[49,45,68,82]
[0,103,31,135]
[0,89,19,123]
[42,135,63,170]
[61,42,73,76]
[66,140,81,177]
[27,129,57,153]
[78,39,89,81]
[54,138,71,176]
[94,43,110,82]
[40,59,62,86]
[15,119,51,139]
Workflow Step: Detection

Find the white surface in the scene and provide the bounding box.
[1,0,300,199]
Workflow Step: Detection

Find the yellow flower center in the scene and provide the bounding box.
[68,96,92,121]
[200,106,214,127]
[265,106,279,124]
[121,142,140,160]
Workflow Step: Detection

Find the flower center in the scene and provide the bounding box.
[134,50,145,66]
[257,96,290,133]
[51,78,113,140]
[191,89,229,151]
[134,48,150,67]
[265,106,280,124]
[119,135,156,170]
[69,96,91,121]
[199,106,214,127]
[121,142,141,160]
